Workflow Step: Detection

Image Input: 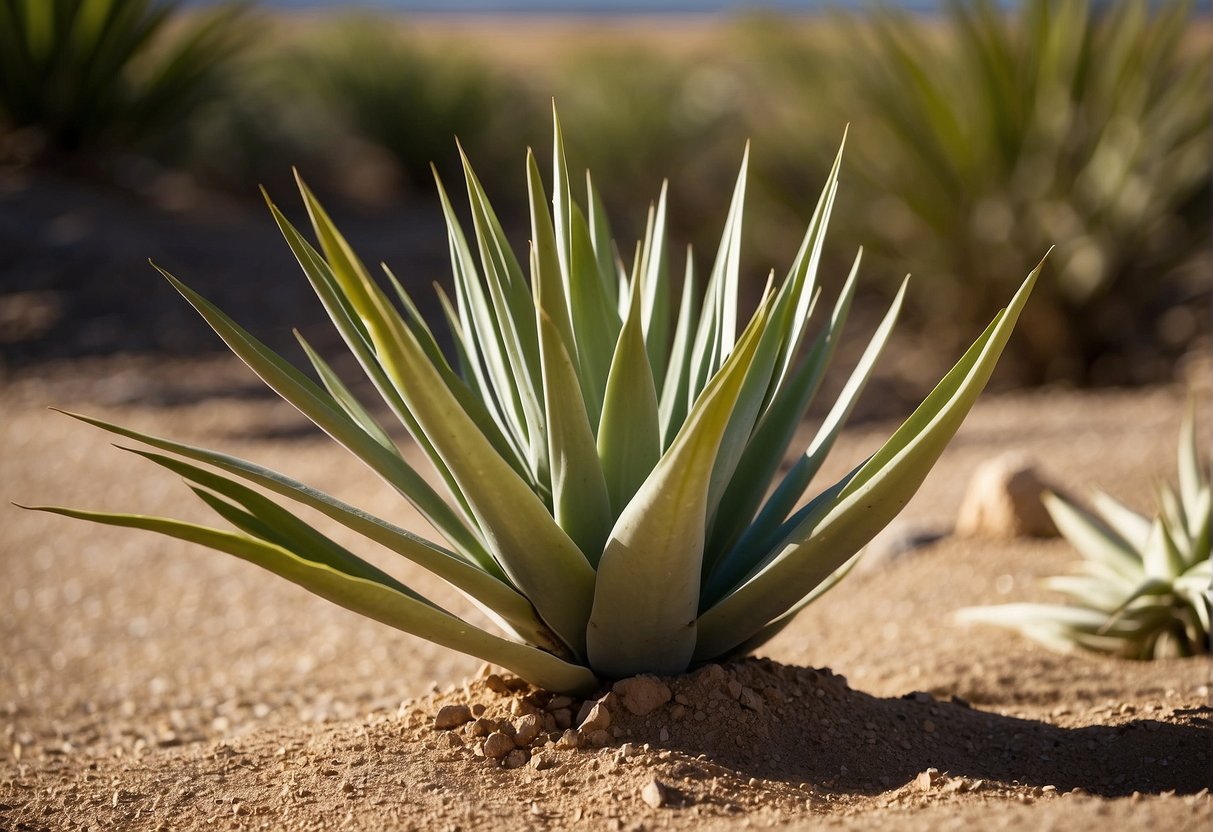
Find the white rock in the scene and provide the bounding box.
[955,453,1058,538]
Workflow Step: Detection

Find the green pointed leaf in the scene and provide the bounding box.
[538,306,613,565]
[704,295,831,573]
[686,147,748,405]
[268,195,486,535]
[434,169,530,453]
[724,274,905,577]
[291,182,530,492]
[724,551,863,658]
[696,260,1043,660]
[597,263,661,517]
[771,137,846,398]
[52,410,575,648]
[459,148,549,484]
[294,332,396,454]
[1177,401,1205,530]
[23,505,597,694]
[527,148,578,364]
[567,202,622,429]
[284,222,594,651]
[587,299,772,677]
[1044,491,1143,581]
[658,249,699,448]
[153,264,489,570]
[1089,490,1152,551]
[586,170,620,311]
[639,182,672,391]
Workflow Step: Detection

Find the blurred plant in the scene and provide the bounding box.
[285,18,525,200]
[0,0,250,161]
[548,46,748,250]
[752,0,1210,385]
[24,113,1042,692]
[959,406,1211,659]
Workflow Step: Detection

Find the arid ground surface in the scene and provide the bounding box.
[2,357,1210,830]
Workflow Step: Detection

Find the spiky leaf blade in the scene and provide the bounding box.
[23,505,598,694]
[696,260,1042,660]
[587,298,770,677]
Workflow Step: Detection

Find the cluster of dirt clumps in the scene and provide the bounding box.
[423,657,1212,806]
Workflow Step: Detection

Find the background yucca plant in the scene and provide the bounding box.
[0,0,249,159]
[283,18,519,198]
[749,0,1209,385]
[23,113,1041,694]
[958,408,1211,659]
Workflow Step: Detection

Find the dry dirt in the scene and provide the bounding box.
[2,362,1211,830]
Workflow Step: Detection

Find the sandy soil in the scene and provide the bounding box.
[2,357,1210,830]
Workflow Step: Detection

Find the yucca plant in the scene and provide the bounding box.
[0,0,249,157]
[958,409,1211,660]
[750,0,1209,384]
[22,113,1042,694]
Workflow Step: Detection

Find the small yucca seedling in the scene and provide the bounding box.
[23,112,1042,694]
[958,409,1211,659]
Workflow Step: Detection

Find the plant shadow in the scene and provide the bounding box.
[618,660,1211,798]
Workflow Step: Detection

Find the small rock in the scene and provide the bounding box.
[613,676,673,716]
[470,717,496,737]
[484,674,511,695]
[727,680,744,700]
[578,703,611,733]
[955,453,1058,538]
[503,749,529,769]
[556,729,582,749]
[659,727,670,742]
[641,778,670,809]
[510,698,537,717]
[546,695,574,711]
[619,742,636,759]
[915,768,942,792]
[553,708,572,730]
[482,732,515,759]
[922,719,935,733]
[942,778,967,793]
[530,751,557,771]
[434,704,473,730]
[738,687,764,712]
[513,714,542,747]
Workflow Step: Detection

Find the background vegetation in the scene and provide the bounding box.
[1,0,1207,389]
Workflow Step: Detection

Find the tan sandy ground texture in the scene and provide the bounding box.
[2,361,1210,830]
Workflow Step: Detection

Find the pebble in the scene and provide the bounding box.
[613,676,673,716]
[503,749,529,769]
[484,675,511,695]
[915,768,942,792]
[641,778,670,809]
[739,687,764,712]
[556,729,582,749]
[546,695,574,711]
[955,453,1057,538]
[513,714,542,747]
[469,718,495,737]
[530,751,557,771]
[434,704,473,730]
[482,732,515,759]
[578,703,611,734]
